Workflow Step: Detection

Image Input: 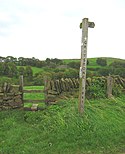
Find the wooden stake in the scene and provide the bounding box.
[44,76,49,105]
[19,75,24,104]
[19,75,23,91]
[107,75,113,98]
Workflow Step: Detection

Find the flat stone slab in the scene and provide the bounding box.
[31,104,38,111]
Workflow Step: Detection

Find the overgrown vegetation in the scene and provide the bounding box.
[0,95,125,154]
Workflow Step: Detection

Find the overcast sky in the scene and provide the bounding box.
[0,0,125,60]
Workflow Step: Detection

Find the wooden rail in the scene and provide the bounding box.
[23,100,45,103]
[23,90,44,93]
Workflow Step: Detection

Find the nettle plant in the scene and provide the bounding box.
[112,82,123,97]
[86,77,106,99]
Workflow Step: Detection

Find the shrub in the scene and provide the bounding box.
[96,58,107,66]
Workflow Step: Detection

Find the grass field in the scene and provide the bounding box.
[31,67,44,75]
[0,94,125,154]
[63,57,125,67]
[17,66,44,75]
[63,59,80,64]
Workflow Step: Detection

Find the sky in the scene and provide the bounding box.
[0,0,125,60]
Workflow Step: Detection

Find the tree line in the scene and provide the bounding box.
[0,56,125,86]
[0,56,63,68]
[0,62,33,79]
[88,58,125,77]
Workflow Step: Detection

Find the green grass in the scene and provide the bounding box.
[63,57,125,68]
[17,66,44,75]
[24,86,44,90]
[0,95,125,154]
[31,67,44,75]
[87,57,125,69]
[63,59,80,64]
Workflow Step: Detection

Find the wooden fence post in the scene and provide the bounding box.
[107,75,113,98]
[19,75,24,104]
[44,76,49,105]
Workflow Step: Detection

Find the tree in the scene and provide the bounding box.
[64,68,79,78]
[51,58,63,65]
[45,58,51,64]
[68,61,80,69]
[18,67,25,76]
[18,57,25,66]
[109,61,125,68]
[33,74,44,85]
[5,56,17,63]
[98,68,110,76]
[114,68,125,77]
[25,66,33,80]
[0,56,5,62]
[96,58,107,66]
[8,62,18,77]
[1,63,10,76]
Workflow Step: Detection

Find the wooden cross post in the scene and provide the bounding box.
[78,18,95,114]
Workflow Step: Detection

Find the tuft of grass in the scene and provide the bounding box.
[0,95,125,154]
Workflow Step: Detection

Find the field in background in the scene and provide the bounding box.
[1,57,125,83]
[17,66,44,75]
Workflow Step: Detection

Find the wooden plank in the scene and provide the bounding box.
[23,90,44,93]
[24,99,45,103]
[12,85,20,88]
[88,22,95,28]
[24,107,46,111]
[80,21,95,29]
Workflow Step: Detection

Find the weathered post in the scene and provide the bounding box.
[107,75,113,98]
[79,18,95,114]
[19,75,24,104]
[44,76,49,105]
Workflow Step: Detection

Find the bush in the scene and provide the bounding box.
[98,68,110,76]
[86,77,106,99]
[96,58,107,66]
[109,61,125,68]
[68,61,80,69]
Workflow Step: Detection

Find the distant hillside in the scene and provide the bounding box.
[63,57,125,64]
[1,57,125,86]
[63,57,125,69]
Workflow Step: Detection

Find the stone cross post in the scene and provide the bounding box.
[79,18,95,114]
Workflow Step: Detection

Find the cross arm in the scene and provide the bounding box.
[80,21,95,29]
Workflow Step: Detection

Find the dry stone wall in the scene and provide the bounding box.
[0,83,23,110]
[45,78,79,103]
[46,76,125,102]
